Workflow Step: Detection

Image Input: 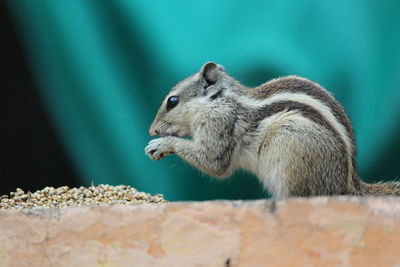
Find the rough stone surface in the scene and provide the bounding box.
[0,197,400,266]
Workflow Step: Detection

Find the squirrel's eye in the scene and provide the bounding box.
[166,96,179,111]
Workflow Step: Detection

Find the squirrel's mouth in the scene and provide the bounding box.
[163,133,179,137]
[161,130,190,138]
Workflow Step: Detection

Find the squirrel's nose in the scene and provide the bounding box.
[149,128,159,137]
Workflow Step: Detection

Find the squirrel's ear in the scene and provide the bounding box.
[217,64,225,72]
[200,62,220,85]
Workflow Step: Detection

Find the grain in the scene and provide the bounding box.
[0,185,167,209]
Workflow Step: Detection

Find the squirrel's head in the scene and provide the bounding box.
[149,62,227,137]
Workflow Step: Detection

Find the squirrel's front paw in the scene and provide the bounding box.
[145,137,176,160]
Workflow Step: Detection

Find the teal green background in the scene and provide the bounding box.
[6,0,400,200]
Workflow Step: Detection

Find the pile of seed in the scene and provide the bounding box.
[0,184,167,209]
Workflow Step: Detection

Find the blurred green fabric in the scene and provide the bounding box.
[6,0,400,200]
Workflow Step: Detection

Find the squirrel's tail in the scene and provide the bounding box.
[360,181,400,196]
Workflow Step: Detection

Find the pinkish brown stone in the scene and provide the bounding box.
[0,197,400,266]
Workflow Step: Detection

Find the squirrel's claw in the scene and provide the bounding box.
[145,137,175,160]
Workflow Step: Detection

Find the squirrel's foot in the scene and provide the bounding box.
[145,137,176,160]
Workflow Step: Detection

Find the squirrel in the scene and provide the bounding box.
[145,62,400,197]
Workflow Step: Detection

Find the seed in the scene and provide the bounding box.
[0,184,167,209]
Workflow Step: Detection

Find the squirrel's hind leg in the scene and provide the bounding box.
[256,113,349,197]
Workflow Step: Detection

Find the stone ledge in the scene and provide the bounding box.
[0,197,400,266]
